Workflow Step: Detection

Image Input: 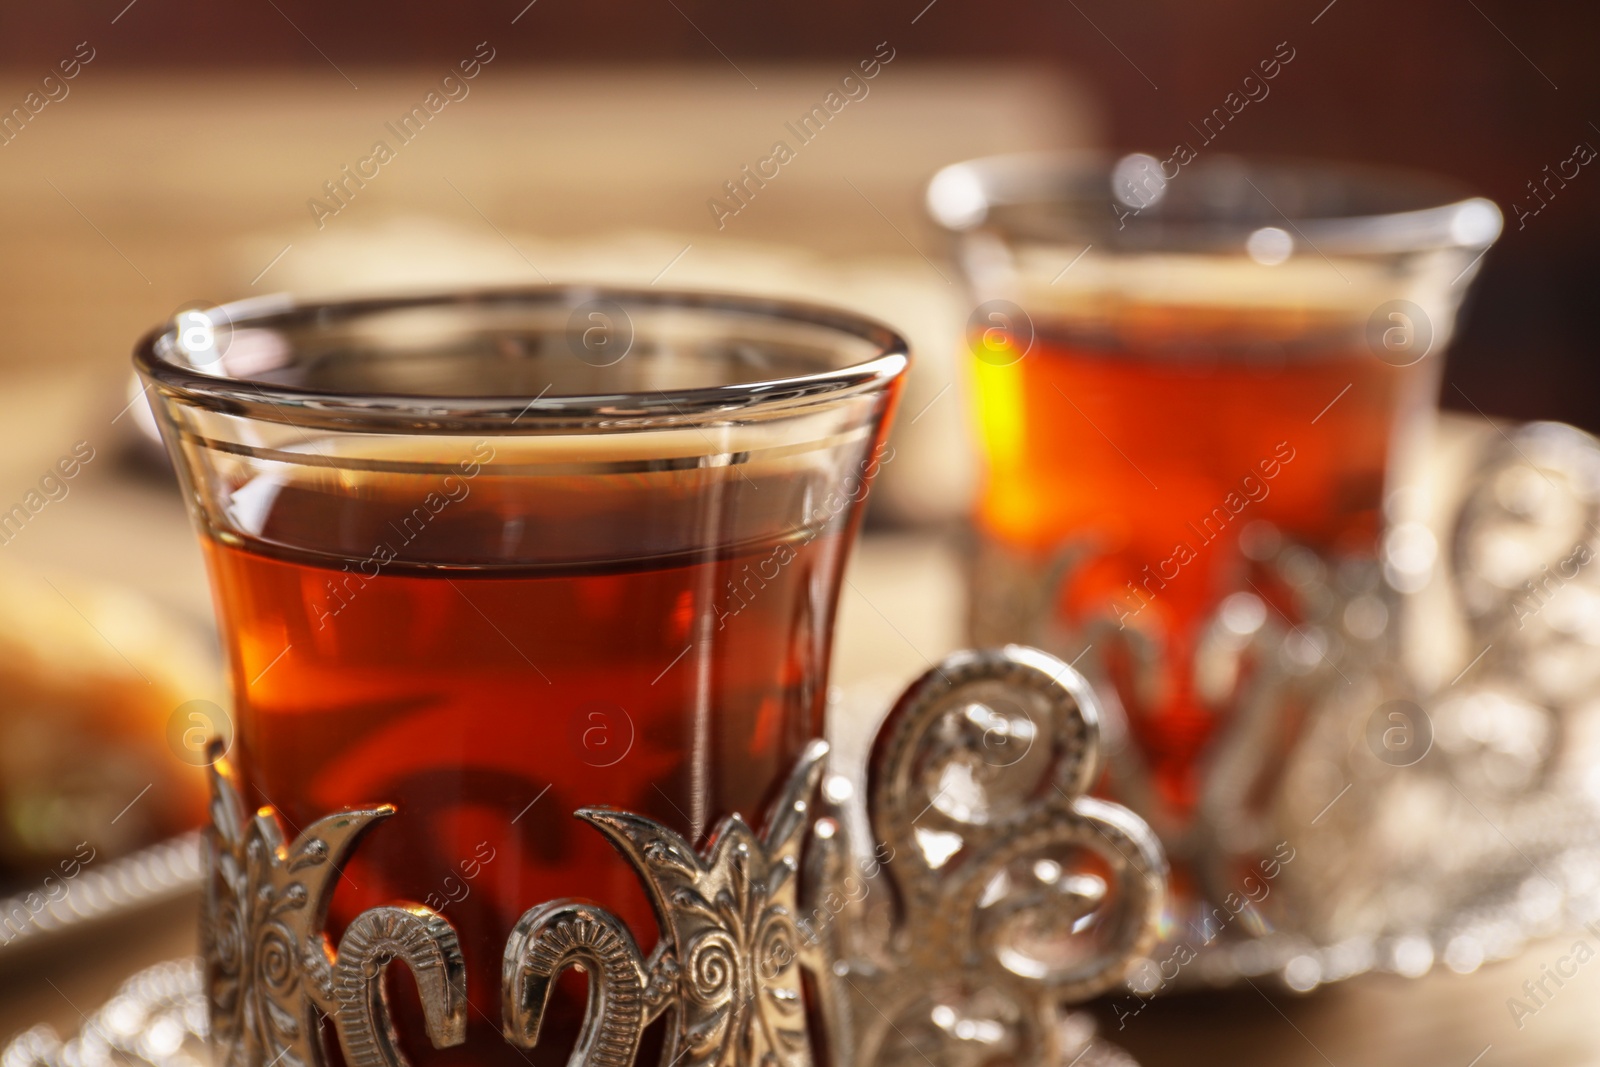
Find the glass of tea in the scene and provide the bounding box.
[928,153,1500,904]
[135,288,905,1067]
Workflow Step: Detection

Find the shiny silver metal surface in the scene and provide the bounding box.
[966,420,1600,992]
[158,649,1166,1067]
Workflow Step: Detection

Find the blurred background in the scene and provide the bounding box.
[0,1,1596,1064]
[4,0,1595,424]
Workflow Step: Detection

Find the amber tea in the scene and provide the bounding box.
[972,311,1412,815]
[137,289,906,1067]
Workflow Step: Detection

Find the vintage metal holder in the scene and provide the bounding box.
[969,419,1600,990]
[191,646,1166,1067]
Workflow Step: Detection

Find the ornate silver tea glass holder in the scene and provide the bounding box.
[968,419,1600,993]
[15,647,1162,1067]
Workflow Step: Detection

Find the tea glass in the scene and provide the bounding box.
[928,152,1501,930]
[135,287,906,1067]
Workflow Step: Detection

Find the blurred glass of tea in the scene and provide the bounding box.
[929,152,1500,908]
[136,289,906,1067]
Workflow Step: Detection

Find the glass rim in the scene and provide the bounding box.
[133,285,910,434]
[926,150,1504,255]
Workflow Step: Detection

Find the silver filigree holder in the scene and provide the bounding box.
[196,646,1167,1067]
[968,419,1600,991]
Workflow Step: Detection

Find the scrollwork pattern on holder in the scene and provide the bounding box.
[202,745,467,1067]
[807,647,1167,1067]
[502,900,653,1067]
[202,656,1167,1067]
[333,906,467,1067]
[964,419,1600,990]
[503,741,826,1067]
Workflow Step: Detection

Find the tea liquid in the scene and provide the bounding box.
[204,465,851,1067]
[974,318,1419,813]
